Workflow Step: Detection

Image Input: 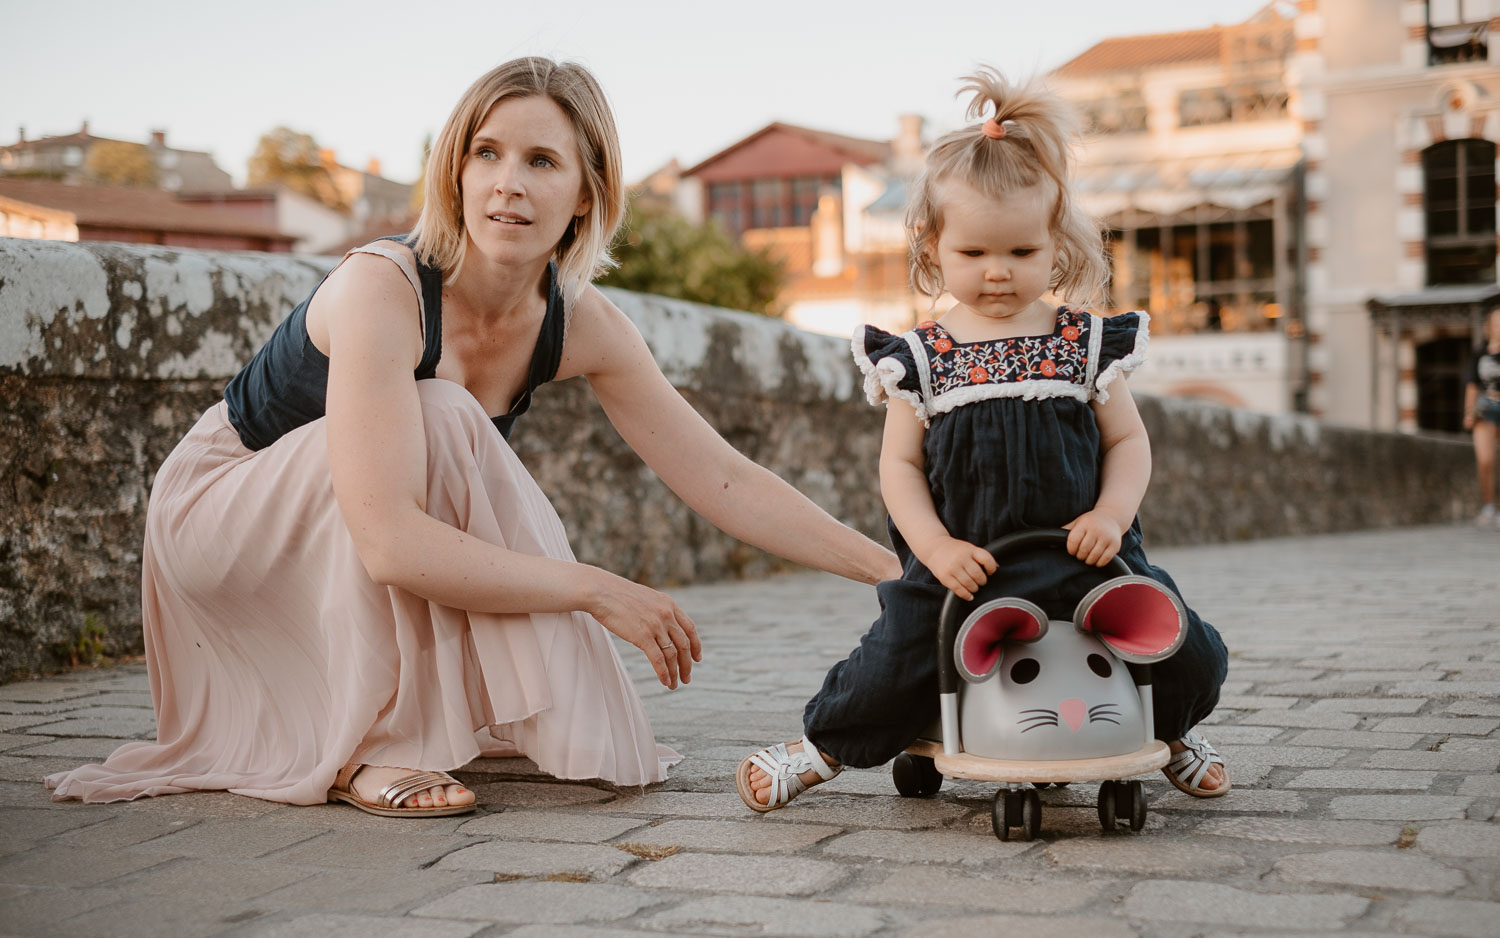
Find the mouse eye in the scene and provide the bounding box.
[1087,654,1112,678]
[1009,658,1040,684]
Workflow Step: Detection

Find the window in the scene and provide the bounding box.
[1423,138,1497,285]
[1428,0,1490,65]
[708,174,840,235]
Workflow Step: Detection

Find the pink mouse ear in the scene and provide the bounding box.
[1072,575,1187,663]
[954,598,1049,683]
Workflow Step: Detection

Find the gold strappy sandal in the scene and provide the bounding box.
[327,763,477,818]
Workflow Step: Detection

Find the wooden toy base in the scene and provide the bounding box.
[905,738,1170,784]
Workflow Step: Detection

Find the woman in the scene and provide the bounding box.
[1466,308,1500,529]
[46,58,899,817]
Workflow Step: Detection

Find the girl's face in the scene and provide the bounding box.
[929,179,1057,322]
[459,95,591,270]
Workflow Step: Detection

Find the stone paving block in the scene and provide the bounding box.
[1373,716,1500,735]
[456,810,647,842]
[0,714,57,732]
[110,856,312,901]
[770,792,972,829]
[1216,694,1297,710]
[1329,794,1473,820]
[848,866,1106,914]
[230,911,485,938]
[0,805,108,847]
[894,913,1137,938]
[129,818,329,858]
[254,868,491,914]
[1198,724,1283,744]
[1444,700,1500,716]
[1307,696,1426,713]
[644,895,891,937]
[24,717,156,739]
[435,841,638,878]
[1414,821,1500,858]
[1118,880,1368,928]
[1151,789,1306,813]
[0,844,173,887]
[1457,774,1500,796]
[1236,709,1361,729]
[1274,848,1467,892]
[271,830,473,870]
[586,791,750,819]
[1288,729,1425,749]
[1392,897,1500,938]
[1258,680,1383,697]
[1194,817,1401,845]
[55,813,198,849]
[0,754,91,782]
[50,896,261,938]
[1217,744,1345,767]
[0,884,126,935]
[0,733,56,753]
[114,789,287,819]
[621,818,842,853]
[1363,748,1500,772]
[262,801,471,832]
[409,881,659,924]
[820,828,1033,864]
[1389,681,1500,699]
[1286,769,1436,790]
[8,736,132,759]
[505,927,689,938]
[467,780,615,809]
[0,682,100,703]
[1044,838,1245,873]
[627,851,846,896]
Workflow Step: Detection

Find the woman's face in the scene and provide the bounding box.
[459,94,591,269]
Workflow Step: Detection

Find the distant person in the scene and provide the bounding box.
[739,69,1229,811]
[47,58,899,817]
[1466,308,1500,529]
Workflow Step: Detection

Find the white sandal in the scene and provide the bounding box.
[736,735,842,813]
[1163,729,1231,798]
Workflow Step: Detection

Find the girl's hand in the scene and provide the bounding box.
[1063,511,1125,567]
[923,538,998,601]
[587,572,703,689]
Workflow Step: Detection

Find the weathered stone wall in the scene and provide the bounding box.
[0,238,1478,678]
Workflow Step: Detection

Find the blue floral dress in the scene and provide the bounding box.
[802,308,1227,768]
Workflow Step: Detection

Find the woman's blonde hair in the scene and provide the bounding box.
[410,57,624,300]
[907,67,1108,306]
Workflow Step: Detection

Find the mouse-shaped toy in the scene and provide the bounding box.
[953,574,1186,761]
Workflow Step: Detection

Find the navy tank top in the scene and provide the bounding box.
[224,236,566,450]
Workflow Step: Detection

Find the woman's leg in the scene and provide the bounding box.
[1474,417,1496,510]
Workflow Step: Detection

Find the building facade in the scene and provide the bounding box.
[0,125,234,192]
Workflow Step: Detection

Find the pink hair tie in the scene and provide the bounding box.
[982,118,1014,140]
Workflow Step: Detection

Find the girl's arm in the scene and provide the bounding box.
[1066,382,1152,566]
[569,287,901,586]
[320,256,699,689]
[880,397,996,600]
[1464,381,1478,431]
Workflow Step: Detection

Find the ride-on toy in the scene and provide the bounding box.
[892,529,1187,840]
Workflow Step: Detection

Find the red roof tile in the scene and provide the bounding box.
[0,178,292,241]
[1053,27,1224,76]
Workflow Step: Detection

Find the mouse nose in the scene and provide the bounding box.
[1058,698,1087,731]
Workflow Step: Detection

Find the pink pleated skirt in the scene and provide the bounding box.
[46,379,678,805]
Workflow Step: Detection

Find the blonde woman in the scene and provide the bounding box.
[47,58,899,817]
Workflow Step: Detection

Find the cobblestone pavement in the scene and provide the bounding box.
[1,523,1497,937]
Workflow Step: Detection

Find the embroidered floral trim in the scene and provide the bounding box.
[1094,311,1150,404]
[914,309,1093,398]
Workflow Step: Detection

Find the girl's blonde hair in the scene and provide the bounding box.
[907,67,1108,306]
[410,57,624,300]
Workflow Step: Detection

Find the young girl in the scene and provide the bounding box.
[738,68,1229,811]
[1465,308,1500,528]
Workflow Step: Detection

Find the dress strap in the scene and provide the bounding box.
[344,241,426,337]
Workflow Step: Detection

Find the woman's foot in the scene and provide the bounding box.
[1164,731,1230,797]
[736,737,842,812]
[351,764,474,810]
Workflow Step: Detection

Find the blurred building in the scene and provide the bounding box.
[0,178,294,252]
[0,124,233,191]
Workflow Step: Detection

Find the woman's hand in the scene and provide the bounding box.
[1063,510,1124,566]
[922,537,997,601]
[587,571,703,689]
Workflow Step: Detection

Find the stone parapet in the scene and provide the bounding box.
[0,238,1477,677]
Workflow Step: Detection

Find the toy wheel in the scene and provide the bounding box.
[1032,781,1054,789]
[991,791,1010,841]
[1126,780,1147,832]
[916,755,943,795]
[893,753,942,798]
[1096,780,1117,832]
[1021,788,1042,840]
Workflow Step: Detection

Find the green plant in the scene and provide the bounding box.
[60,613,111,669]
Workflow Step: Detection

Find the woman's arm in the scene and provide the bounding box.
[319,257,699,688]
[1066,382,1152,566]
[571,288,900,585]
[879,397,995,599]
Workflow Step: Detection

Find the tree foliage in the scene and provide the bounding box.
[248,126,348,211]
[83,140,157,188]
[600,197,784,315]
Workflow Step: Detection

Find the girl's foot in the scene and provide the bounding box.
[1164,731,1230,797]
[351,764,475,810]
[736,736,842,812]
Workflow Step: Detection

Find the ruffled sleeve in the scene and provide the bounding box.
[851,325,924,411]
[1093,311,1150,403]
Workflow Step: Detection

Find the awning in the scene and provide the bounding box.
[1367,283,1500,329]
[1074,149,1302,220]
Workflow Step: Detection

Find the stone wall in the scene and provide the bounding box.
[0,238,1478,678]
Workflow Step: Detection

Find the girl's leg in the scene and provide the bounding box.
[1474,418,1496,509]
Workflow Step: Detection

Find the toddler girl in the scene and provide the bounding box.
[739,68,1230,811]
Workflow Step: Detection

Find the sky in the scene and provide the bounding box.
[4,0,1274,187]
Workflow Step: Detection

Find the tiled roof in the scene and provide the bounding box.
[1053,27,1224,76]
[683,121,891,177]
[0,178,292,240]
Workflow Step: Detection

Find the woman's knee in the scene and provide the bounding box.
[416,380,494,454]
